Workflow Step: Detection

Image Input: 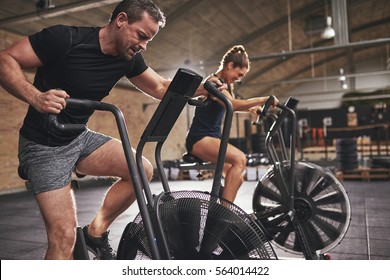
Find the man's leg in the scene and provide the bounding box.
[75,138,153,236]
[35,184,77,259]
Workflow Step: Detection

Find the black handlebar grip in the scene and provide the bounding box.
[187,97,212,107]
[260,95,275,117]
[47,98,99,133]
[65,98,101,110]
[48,114,86,133]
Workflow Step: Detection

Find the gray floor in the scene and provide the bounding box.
[0,176,389,260]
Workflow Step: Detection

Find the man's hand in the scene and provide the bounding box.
[202,76,228,101]
[32,89,69,114]
[207,76,227,91]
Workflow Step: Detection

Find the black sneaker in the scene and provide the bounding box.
[83,225,116,260]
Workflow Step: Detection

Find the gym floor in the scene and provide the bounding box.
[0,177,389,260]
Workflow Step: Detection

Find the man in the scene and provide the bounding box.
[0,0,217,260]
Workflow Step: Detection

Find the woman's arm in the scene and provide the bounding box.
[207,82,278,112]
[231,96,277,112]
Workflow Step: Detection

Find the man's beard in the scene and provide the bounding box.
[120,45,139,60]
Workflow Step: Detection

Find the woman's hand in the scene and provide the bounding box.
[271,95,279,107]
[249,105,263,115]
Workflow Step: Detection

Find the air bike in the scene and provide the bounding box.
[251,95,351,259]
[48,68,350,260]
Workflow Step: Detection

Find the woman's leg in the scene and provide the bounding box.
[191,137,246,202]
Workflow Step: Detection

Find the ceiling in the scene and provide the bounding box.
[0,0,389,105]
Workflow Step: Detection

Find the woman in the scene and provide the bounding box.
[186,45,278,202]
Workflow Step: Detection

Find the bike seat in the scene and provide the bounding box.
[74,171,86,179]
[182,153,208,165]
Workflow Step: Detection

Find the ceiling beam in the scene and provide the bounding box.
[0,0,121,27]
[164,0,207,25]
[204,0,325,63]
[248,37,390,62]
[247,69,390,87]
[242,38,390,97]
[0,0,206,31]
[242,15,390,87]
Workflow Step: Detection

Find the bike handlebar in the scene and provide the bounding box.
[188,80,229,107]
[252,95,275,125]
[48,81,231,133]
[261,95,275,117]
[203,80,234,196]
[203,80,228,103]
[66,98,101,109]
[47,99,103,133]
[187,97,212,107]
[47,114,86,133]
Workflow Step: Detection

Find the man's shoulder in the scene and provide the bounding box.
[42,24,95,31]
[36,25,99,39]
[68,26,101,45]
[28,24,100,65]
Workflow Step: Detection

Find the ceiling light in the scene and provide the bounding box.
[321,16,335,39]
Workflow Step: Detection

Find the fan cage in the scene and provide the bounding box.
[253,161,351,255]
[118,190,277,260]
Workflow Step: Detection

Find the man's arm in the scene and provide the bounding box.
[129,67,171,100]
[0,37,68,113]
[129,68,225,100]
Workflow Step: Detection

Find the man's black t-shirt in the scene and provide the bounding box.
[20,25,148,146]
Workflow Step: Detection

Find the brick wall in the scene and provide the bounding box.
[0,30,26,193]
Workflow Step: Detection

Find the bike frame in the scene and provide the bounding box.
[257,97,322,259]
[49,68,234,260]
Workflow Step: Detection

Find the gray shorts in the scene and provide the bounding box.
[18,129,111,195]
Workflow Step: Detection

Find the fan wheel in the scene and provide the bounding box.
[252,161,351,255]
[118,190,277,260]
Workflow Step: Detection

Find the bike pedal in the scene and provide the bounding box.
[319,253,331,260]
